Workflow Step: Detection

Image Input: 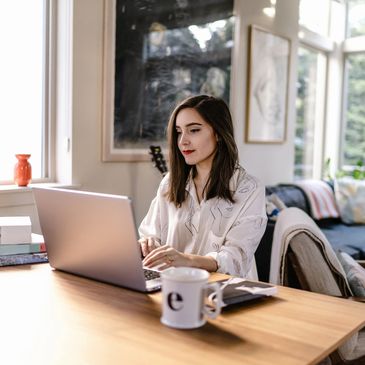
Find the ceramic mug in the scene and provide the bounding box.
[160,267,222,329]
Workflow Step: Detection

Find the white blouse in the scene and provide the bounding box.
[139,166,267,278]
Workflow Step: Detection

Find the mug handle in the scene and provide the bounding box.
[203,282,222,319]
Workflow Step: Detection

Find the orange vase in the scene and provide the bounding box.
[14,154,32,187]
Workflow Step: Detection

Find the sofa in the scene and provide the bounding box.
[255,183,365,282]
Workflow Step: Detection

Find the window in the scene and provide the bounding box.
[342,1,365,169]
[342,53,365,167]
[295,47,327,179]
[299,0,330,36]
[294,0,334,180]
[347,0,365,37]
[0,0,50,183]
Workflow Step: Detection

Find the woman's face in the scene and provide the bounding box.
[175,108,217,169]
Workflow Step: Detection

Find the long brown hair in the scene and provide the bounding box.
[167,95,239,207]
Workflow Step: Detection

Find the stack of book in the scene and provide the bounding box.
[0,232,48,266]
[0,233,46,256]
[0,216,47,266]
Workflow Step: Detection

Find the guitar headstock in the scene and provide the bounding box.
[149,145,168,177]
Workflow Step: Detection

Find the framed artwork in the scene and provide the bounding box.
[245,25,291,143]
[102,0,234,161]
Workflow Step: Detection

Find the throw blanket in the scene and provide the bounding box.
[269,207,351,295]
[295,180,339,219]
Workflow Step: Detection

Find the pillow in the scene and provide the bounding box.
[265,193,287,221]
[336,251,365,297]
[334,178,365,224]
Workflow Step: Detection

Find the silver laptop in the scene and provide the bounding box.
[32,187,161,292]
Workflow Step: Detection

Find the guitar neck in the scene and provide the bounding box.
[149,145,168,177]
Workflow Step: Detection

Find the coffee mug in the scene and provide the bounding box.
[160,267,223,329]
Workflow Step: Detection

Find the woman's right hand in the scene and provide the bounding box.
[138,237,161,257]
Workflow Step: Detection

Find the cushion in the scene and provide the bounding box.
[336,251,365,297]
[335,178,365,224]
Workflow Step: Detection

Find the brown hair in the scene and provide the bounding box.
[167,95,239,207]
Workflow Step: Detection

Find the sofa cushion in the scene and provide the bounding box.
[319,221,365,259]
[335,178,365,224]
[336,251,365,297]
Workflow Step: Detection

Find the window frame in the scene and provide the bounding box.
[0,0,56,185]
[339,1,365,170]
[295,23,333,180]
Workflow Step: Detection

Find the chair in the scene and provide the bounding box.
[270,207,365,365]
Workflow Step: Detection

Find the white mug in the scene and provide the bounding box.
[160,267,223,329]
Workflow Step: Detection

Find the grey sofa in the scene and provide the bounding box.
[255,184,365,282]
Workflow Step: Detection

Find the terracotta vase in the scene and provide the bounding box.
[14,154,32,187]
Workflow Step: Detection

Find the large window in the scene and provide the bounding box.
[295,47,327,179]
[342,53,365,166]
[295,0,333,180]
[347,0,365,37]
[0,0,50,183]
[342,0,365,169]
[299,0,330,36]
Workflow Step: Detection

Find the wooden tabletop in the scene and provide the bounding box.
[0,264,364,365]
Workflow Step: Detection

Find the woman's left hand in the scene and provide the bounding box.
[142,245,191,270]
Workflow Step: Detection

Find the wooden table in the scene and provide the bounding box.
[0,264,364,365]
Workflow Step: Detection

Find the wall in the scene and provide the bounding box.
[231,0,299,185]
[68,0,299,225]
[0,0,300,231]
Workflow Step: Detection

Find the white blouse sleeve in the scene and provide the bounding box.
[138,175,169,240]
[205,182,267,277]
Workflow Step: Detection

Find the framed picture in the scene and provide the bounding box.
[245,25,291,143]
[102,0,235,161]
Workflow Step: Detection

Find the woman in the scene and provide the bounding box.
[139,95,267,278]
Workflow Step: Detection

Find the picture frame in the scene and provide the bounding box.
[101,0,234,162]
[245,25,291,143]
[101,0,235,162]
[102,0,148,162]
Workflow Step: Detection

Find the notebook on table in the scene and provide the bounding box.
[32,187,161,292]
[208,278,277,308]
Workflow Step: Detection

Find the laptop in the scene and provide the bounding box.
[32,187,162,292]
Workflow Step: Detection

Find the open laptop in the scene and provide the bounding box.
[32,187,162,292]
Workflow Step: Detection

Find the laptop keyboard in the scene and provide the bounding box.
[144,269,160,281]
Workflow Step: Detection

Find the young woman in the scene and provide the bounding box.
[139,95,267,278]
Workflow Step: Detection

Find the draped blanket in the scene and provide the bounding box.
[295,180,339,220]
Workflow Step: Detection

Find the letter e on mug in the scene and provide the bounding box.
[161,267,222,329]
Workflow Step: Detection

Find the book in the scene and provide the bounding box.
[0,216,32,244]
[0,233,46,255]
[208,278,277,308]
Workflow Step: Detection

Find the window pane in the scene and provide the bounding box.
[343,53,365,167]
[299,0,330,36]
[347,0,365,37]
[0,0,45,182]
[114,0,234,149]
[295,47,326,179]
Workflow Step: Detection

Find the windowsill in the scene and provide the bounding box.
[0,183,80,194]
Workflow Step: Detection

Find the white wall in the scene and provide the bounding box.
[68,0,300,225]
[231,0,299,185]
[0,0,300,230]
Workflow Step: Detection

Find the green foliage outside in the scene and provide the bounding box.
[324,157,365,180]
[343,53,365,167]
